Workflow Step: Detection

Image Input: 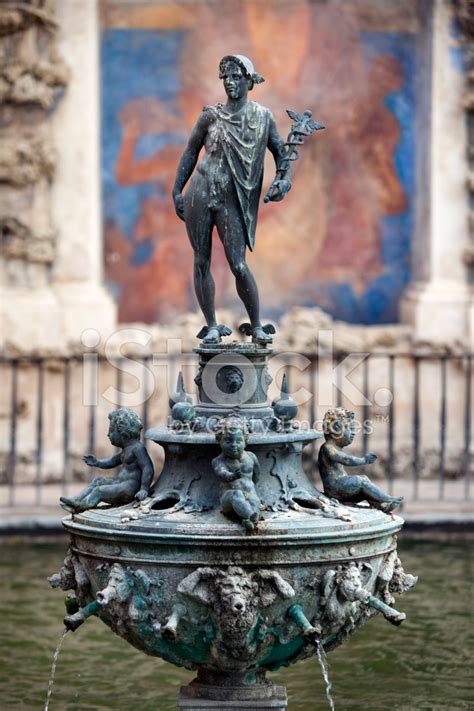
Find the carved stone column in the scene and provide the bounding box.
[400,0,472,345]
[0,0,116,354]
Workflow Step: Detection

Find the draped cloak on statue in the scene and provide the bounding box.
[201,101,273,251]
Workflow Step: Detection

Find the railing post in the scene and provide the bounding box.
[62,359,71,497]
[439,356,447,500]
[463,354,472,499]
[8,360,18,507]
[387,355,395,495]
[413,356,420,501]
[35,360,44,506]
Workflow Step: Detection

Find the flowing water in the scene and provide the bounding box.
[315,640,335,711]
[44,628,68,711]
[0,537,472,710]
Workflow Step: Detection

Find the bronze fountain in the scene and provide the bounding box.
[50,54,416,710]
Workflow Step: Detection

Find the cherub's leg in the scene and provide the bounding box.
[248,493,261,521]
[358,476,403,510]
[231,491,254,521]
[60,479,101,510]
[183,176,216,329]
[77,482,137,511]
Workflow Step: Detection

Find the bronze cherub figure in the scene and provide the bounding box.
[60,408,154,513]
[318,407,403,513]
[211,416,261,531]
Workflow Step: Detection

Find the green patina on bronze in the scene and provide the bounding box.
[50,342,415,707]
[49,54,416,710]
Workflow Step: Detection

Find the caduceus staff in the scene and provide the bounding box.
[264,109,325,203]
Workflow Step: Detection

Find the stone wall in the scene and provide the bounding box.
[0,0,115,355]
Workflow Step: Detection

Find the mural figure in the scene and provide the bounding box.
[318,407,403,512]
[172,54,292,344]
[60,408,154,513]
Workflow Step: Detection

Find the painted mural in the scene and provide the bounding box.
[100,0,420,325]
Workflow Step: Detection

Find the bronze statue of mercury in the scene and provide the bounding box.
[172,54,292,345]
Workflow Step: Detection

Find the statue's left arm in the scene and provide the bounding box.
[251,452,261,483]
[135,444,155,500]
[266,115,292,202]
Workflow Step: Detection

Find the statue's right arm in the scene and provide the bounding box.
[172,110,212,219]
[212,456,238,482]
[94,452,122,470]
[325,445,365,467]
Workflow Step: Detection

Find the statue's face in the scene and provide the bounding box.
[221,430,246,458]
[330,416,355,446]
[341,418,355,446]
[108,566,131,601]
[220,61,249,100]
[107,420,126,447]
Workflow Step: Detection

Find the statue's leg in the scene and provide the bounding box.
[358,476,404,510]
[80,481,136,510]
[231,491,254,520]
[214,205,261,329]
[183,177,216,328]
[60,480,98,510]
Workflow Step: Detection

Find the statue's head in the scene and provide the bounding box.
[322,407,355,447]
[219,55,264,96]
[107,407,142,447]
[216,415,248,458]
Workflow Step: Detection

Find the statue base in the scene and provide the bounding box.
[179,679,287,710]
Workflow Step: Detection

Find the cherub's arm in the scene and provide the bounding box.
[250,452,261,483]
[83,452,122,469]
[324,444,366,467]
[135,444,155,500]
[212,457,239,483]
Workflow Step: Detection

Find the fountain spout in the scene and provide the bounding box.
[355,590,406,625]
[162,603,187,640]
[64,600,101,631]
[287,603,321,639]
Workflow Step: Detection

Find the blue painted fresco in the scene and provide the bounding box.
[101,30,183,238]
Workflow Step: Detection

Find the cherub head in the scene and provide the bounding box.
[215,416,249,459]
[322,407,355,447]
[107,408,142,447]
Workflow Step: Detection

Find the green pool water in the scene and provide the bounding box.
[0,536,472,710]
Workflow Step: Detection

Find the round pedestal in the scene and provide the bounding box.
[179,671,287,710]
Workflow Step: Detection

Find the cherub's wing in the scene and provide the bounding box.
[309,119,326,131]
[287,109,303,122]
